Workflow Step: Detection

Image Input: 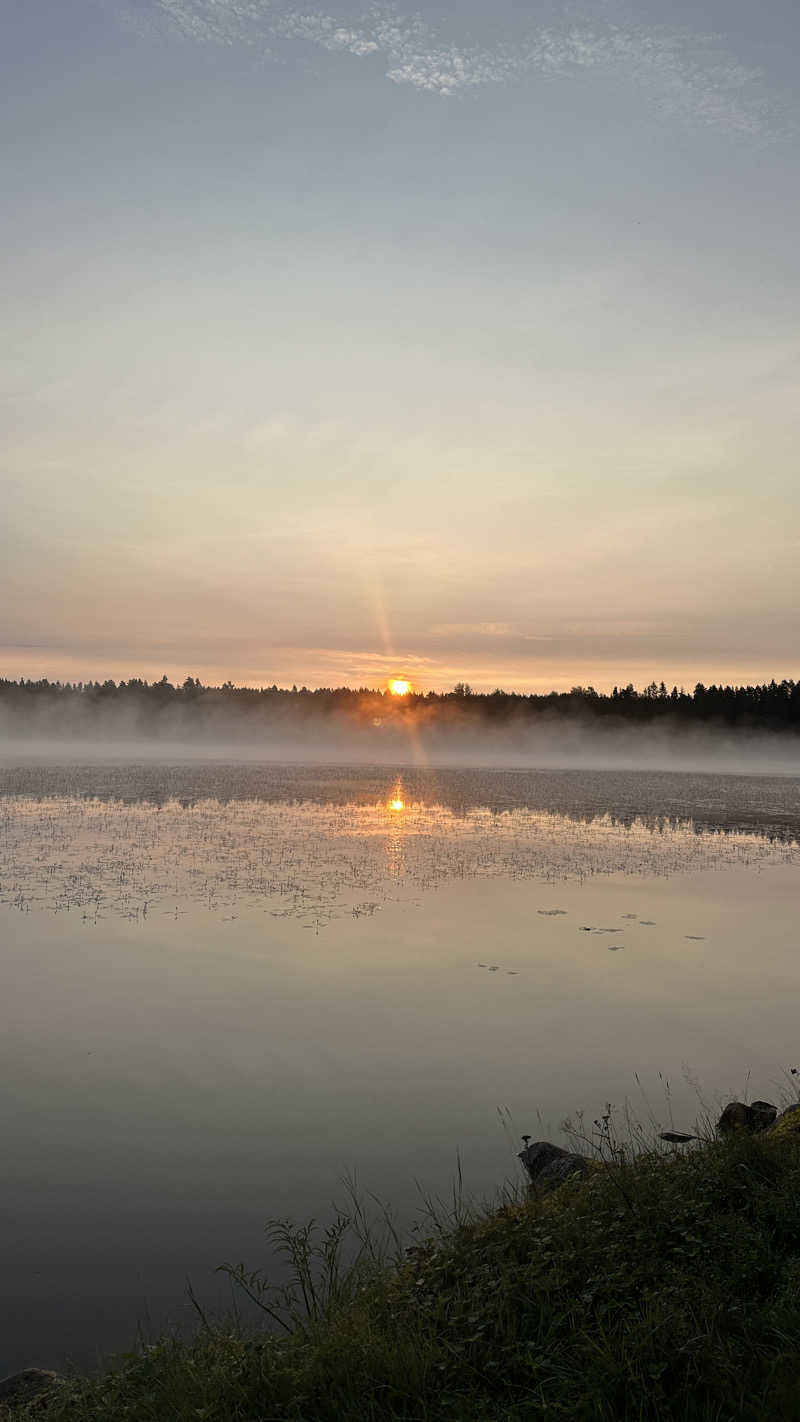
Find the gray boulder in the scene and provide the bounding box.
[717,1100,777,1136]
[536,1155,591,1187]
[518,1140,591,1190]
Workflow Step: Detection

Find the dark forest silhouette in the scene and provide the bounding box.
[1,674,800,732]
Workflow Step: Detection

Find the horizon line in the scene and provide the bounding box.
[3,672,799,700]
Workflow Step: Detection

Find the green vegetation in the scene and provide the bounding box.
[8,1128,800,1421]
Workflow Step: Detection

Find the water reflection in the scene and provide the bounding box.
[0,765,797,929]
[1,762,799,838]
[2,762,800,1374]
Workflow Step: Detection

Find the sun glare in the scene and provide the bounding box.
[389,678,411,696]
[390,798,405,812]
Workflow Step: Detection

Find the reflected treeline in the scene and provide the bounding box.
[2,674,800,731]
[0,764,798,844]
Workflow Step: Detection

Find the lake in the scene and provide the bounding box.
[1,760,799,1374]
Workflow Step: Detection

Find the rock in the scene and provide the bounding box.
[518,1140,591,1190]
[750,1100,778,1131]
[769,1103,800,1138]
[536,1155,591,1187]
[717,1100,777,1136]
[717,1101,751,1134]
[0,1369,64,1406]
[518,1140,572,1179]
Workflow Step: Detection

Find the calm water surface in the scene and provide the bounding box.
[1,762,799,1372]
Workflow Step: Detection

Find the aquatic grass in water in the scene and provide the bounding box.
[1,770,797,929]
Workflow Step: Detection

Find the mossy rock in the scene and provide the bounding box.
[769,1103,800,1139]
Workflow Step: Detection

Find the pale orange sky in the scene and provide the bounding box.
[3,0,799,696]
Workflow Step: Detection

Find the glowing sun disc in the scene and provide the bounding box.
[389,678,411,696]
[390,798,405,811]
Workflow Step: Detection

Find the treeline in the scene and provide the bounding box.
[1,675,800,730]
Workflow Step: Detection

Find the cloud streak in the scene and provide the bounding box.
[137,0,783,134]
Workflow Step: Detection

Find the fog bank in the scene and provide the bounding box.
[1,698,799,777]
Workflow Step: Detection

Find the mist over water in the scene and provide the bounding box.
[2,717,800,777]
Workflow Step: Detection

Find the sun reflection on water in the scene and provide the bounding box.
[0,769,797,930]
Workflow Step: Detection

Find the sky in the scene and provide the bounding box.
[2,0,799,693]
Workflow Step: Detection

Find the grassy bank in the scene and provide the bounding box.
[7,1127,800,1422]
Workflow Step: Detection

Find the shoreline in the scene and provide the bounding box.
[5,1102,800,1420]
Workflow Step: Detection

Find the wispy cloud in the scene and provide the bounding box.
[134,0,783,135]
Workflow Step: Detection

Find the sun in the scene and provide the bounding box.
[389,678,411,696]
